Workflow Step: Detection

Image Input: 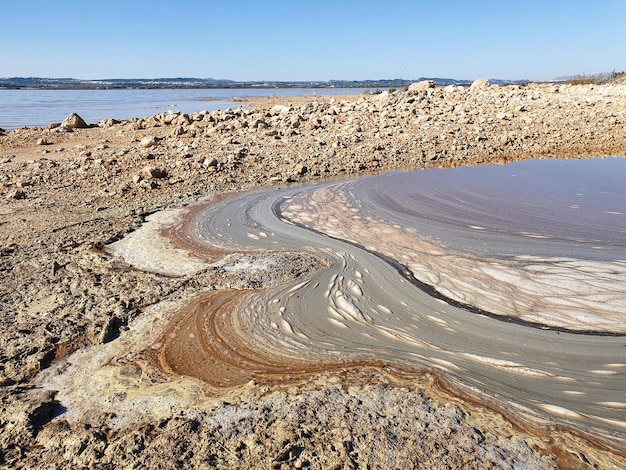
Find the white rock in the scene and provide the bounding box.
[270,105,291,115]
[408,80,435,93]
[470,78,490,92]
[140,136,159,148]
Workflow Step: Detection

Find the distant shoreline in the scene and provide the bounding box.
[0,87,371,130]
[0,76,527,90]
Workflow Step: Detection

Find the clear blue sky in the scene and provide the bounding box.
[1,0,625,81]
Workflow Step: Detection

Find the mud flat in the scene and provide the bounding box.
[2,78,626,468]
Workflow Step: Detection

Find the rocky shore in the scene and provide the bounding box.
[1,79,626,468]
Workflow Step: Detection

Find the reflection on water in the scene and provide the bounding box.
[358,156,626,260]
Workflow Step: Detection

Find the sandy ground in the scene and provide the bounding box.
[1,79,626,468]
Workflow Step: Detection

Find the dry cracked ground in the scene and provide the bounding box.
[1,78,626,469]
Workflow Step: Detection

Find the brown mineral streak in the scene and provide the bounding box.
[152,289,388,386]
[161,194,233,261]
[148,287,626,467]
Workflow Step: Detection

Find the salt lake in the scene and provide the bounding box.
[0,87,367,130]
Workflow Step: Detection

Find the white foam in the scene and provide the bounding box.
[281,318,294,334]
[539,404,582,419]
[107,208,209,277]
[328,318,348,329]
[589,370,618,376]
[595,402,626,409]
[462,354,553,377]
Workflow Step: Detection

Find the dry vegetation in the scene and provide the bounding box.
[566,69,626,85]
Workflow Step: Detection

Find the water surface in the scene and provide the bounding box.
[0,87,368,130]
[111,156,625,447]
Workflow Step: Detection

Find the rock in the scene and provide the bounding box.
[61,113,89,129]
[295,164,308,176]
[271,105,291,115]
[470,78,490,92]
[163,112,180,125]
[253,119,269,129]
[408,80,435,93]
[443,85,465,94]
[100,118,121,127]
[6,189,26,200]
[51,261,62,277]
[141,166,166,179]
[174,114,191,126]
[140,136,159,148]
[139,179,157,189]
[375,91,390,101]
[37,138,53,146]
[172,125,185,136]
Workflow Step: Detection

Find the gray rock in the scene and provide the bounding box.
[172,126,185,136]
[61,113,89,129]
[6,189,26,200]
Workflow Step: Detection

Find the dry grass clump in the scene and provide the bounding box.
[608,70,626,83]
[566,70,625,85]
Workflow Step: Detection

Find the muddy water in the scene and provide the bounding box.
[281,157,626,333]
[129,157,625,447]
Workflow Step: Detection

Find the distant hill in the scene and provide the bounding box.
[0,76,529,90]
[0,77,235,89]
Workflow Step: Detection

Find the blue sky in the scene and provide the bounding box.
[1,0,625,81]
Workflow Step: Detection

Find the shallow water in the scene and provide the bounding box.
[0,87,368,130]
[357,157,626,260]
[111,156,626,448]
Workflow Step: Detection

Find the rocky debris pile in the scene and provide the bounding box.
[2,79,625,203]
